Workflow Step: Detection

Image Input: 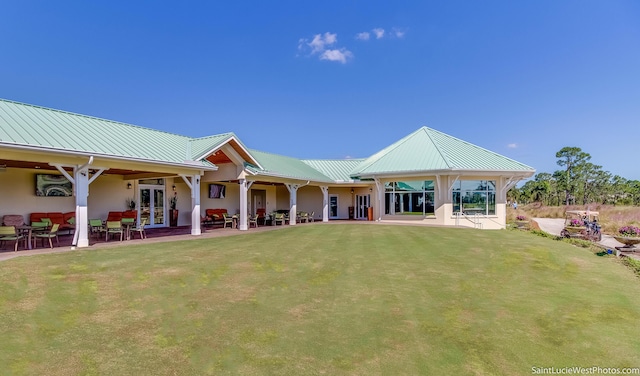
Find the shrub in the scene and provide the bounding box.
[516,215,527,221]
[618,226,640,237]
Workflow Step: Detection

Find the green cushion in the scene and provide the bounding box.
[67,217,75,224]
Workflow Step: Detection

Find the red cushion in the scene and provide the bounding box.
[46,212,65,225]
[205,209,228,218]
[30,212,48,224]
[107,211,123,222]
[63,211,75,222]
[122,210,137,219]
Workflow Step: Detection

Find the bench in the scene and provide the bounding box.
[30,212,75,235]
[202,209,228,228]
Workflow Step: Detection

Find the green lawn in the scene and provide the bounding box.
[1,224,639,375]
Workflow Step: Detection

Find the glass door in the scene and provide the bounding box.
[139,181,166,228]
[355,194,370,219]
[329,195,339,219]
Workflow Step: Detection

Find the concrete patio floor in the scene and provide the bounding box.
[0,223,294,262]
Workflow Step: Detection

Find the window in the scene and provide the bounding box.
[384,181,435,216]
[452,180,496,215]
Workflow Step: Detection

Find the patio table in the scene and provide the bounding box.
[15,225,32,250]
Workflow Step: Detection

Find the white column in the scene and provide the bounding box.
[320,186,329,222]
[239,179,248,230]
[179,174,202,236]
[285,183,299,225]
[74,167,90,248]
[53,158,104,248]
[374,178,383,221]
[191,175,201,235]
[246,181,254,216]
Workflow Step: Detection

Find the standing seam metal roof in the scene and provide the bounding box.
[350,126,534,176]
[0,99,226,169]
[0,99,534,181]
[247,149,334,182]
[301,159,365,182]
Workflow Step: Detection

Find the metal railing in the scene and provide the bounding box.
[454,212,484,229]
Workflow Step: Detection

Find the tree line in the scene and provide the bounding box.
[509,147,640,206]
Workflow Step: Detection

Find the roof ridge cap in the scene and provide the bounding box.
[353,127,424,173]
[423,127,453,169]
[189,132,235,141]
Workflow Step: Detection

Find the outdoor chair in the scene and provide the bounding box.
[309,211,315,222]
[40,218,53,229]
[0,226,24,252]
[89,219,106,240]
[106,221,123,241]
[274,213,285,226]
[248,213,258,228]
[299,212,309,223]
[121,217,135,240]
[34,223,60,249]
[132,218,147,239]
[222,213,234,229]
[2,215,25,227]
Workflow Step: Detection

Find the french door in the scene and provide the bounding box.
[329,195,339,219]
[355,194,370,219]
[139,183,166,228]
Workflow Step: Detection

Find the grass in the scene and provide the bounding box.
[1,224,640,375]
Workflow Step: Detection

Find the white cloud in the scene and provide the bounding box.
[308,32,337,53]
[320,49,353,64]
[298,32,353,63]
[392,27,406,38]
[508,143,518,149]
[372,28,385,39]
[355,32,370,41]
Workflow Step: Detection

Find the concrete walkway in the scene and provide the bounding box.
[533,218,640,259]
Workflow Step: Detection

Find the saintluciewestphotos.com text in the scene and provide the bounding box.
[532,366,640,375]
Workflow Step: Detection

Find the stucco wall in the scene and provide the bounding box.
[200,182,240,215]
[202,163,240,183]
[296,186,323,221]
[1,167,511,230]
[0,168,135,223]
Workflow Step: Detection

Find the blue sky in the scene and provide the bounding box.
[2,1,639,180]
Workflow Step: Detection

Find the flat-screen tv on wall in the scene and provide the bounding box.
[36,174,73,197]
[209,184,226,199]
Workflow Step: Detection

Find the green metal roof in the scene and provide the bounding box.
[0,99,227,169]
[301,159,365,182]
[247,149,334,182]
[0,99,535,182]
[350,126,535,177]
[189,133,236,160]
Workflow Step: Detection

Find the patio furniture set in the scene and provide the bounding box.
[200,208,315,229]
[89,211,147,242]
[0,214,65,251]
[265,211,315,226]
[0,211,148,251]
